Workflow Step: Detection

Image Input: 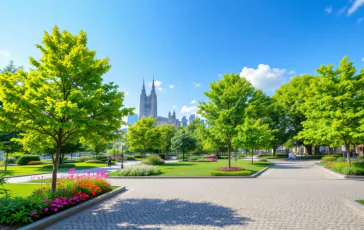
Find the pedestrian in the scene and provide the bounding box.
[288,152,292,161]
[107,156,112,167]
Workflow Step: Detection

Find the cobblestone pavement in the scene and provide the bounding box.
[46,160,364,229]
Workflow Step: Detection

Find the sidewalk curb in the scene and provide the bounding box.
[108,164,275,179]
[18,186,126,230]
[315,164,364,180]
[345,200,364,216]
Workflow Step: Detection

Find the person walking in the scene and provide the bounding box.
[107,156,112,167]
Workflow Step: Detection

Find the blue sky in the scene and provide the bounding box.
[1,0,364,121]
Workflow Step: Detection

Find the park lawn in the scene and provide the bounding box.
[0,162,108,177]
[356,200,364,205]
[0,184,44,198]
[109,160,273,176]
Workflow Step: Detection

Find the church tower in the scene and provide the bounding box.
[139,79,147,120]
[151,78,157,118]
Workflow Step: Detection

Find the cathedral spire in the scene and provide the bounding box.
[151,75,156,93]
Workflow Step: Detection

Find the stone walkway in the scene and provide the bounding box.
[46,160,364,229]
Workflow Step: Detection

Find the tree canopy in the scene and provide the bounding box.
[171,129,197,161]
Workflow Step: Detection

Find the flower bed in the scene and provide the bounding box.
[0,168,112,227]
[216,167,243,171]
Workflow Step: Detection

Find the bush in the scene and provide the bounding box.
[16,155,41,165]
[43,163,76,169]
[340,167,364,175]
[4,157,16,164]
[27,161,45,165]
[142,155,164,165]
[217,155,229,159]
[305,155,323,159]
[95,155,108,161]
[211,170,253,176]
[158,154,166,159]
[259,158,268,162]
[0,196,48,226]
[133,153,143,158]
[77,156,93,162]
[125,155,136,161]
[115,165,161,176]
[353,161,364,168]
[358,156,364,161]
[85,160,104,163]
[336,157,346,162]
[62,159,81,163]
[216,167,243,171]
[189,156,201,161]
[322,156,339,162]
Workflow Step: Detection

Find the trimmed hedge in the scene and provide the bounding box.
[16,155,41,165]
[211,170,253,176]
[305,155,323,159]
[322,156,339,162]
[142,155,165,165]
[85,160,104,163]
[43,163,76,169]
[27,161,45,165]
[259,158,268,162]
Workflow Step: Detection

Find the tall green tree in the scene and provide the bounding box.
[273,75,317,154]
[0,131,21,171]
[299,57,364,166]
[198,73,258,168]
[156,124,176,154]
[0,60,23,74]
[171,129,197,161]
[0,26,132,191]
[125,117,163,156]
[234,118,274,164]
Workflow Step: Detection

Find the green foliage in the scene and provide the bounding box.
[43,163,76,169]
[304,155,324,159]
[198,73,260,167]
[16,155,40,165]
[0,60,23,74]
[322,156,339,162]
[125,117,163,153]
[124,155,136,161]
[156,124,176,153]
[85,160,104,163]
[298,57,364,166]
[189,156,202,161]
[171,129,197,161]
[358,156,364,161]
[0,196,48,225]
[0,26,132,191]
[211,170,253,176]
[259,158,268,162]
[336,157,346,162]
[142,155,164,165]
[1,157,15,164]
[115,164,161,176]
[133,154,143,158]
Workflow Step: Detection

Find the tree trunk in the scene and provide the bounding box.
[273,147,277,156]
[4,150,8,172]
[51,145,61,192]
[227,144,231,168]
[182,150,185,161]
[304,145,312,155]
[345,143,351,167]
[251,148,254,165]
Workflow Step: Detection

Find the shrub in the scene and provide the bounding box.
[340,167,364,175]
[95,155,108,161]
[322,156,339,162]
[115,165,161,176]
[125,155,136,161]
[16,155,41,165]
[358,156,364,161]
[27,161,46,165]
[211,170,253,176]
[353,161,364,168]
[216,167,243,171]
[305,155,323,159]
[62,159,81,163]
[3,157,16,164]
[133,153,143,158]
[85,160,104,163]
[142,155,164,165]
[77,156,94,162]
[336,157,346,162]
[189,156,201,161]
[217,155,229,159]
[196,158,212,162]
[158,154,166,159]
[259,158,268,162]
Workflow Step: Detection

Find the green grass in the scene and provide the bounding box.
[356,200,364,205]
[1,184,44,197]
[0,162,107,177]
[109,160,273,177]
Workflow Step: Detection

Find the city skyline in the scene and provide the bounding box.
[1,0,364,121]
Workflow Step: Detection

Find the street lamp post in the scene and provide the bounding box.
[121,143,125,169]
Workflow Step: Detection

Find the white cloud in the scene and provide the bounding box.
[361,58,364,61]
[357,17,364,23]
[348,0,364,15]
[180,106,198,114]
[169,85,175,89]
[240,64,286,91]
[288,70,295,75]
[337,6,347,16]
[325,5,333,14]
[172,105,177,109]
[148,80,162,87]
[190,100,197,104]
[193,82,201,87]
[218,74,222,77]
[124,92,129,96]
[0,49,11,57]
[158,87,163,91]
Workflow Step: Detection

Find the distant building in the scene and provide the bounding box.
[127,114,138,126]
[181,116,188,127]
[189,114,196,124]
[138,79,180,128]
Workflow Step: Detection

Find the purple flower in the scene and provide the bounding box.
[44,199,48,202]
[54,208,58,212]
[45,208,49,212]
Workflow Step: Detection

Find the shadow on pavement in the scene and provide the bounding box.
[92,198,252,229]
